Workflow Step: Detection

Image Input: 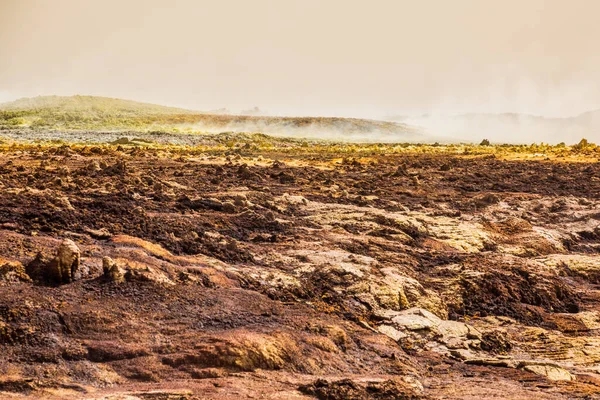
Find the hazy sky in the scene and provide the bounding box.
[1,0,599,118]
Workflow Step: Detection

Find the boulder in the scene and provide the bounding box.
[26,239,81,285]
[84,227,113,240]
[0,260,32,284]
[519,362,574,381]
[392,308,441,331]
[102,257,125,283]
[54,239,81,283]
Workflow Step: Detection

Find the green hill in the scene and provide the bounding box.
[0,95,198,130]
[0,95,194,115]
[0,95,425,143]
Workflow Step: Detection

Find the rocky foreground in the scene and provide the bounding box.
[1,143,600,399]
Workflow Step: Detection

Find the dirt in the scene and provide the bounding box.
[0,143,600,399]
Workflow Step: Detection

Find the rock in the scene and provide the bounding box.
[280,193,308,206]
[86,160,102,173]
[111,137,130,145]
[444,336,471,350]
[378,324,408,341]
[403,307,442,322]
[0,260,32,284]
[233,194,249,207]
[473,193,500,207]
[367,280,409,311]
[103,257,125,283]
[26,239,81,285]
[153,181,165,194]
[56,196,75,211]
[437,320,470,339]
[376,269,448,318]
[392,314,436,331]
[190,367,226,379]
[179,196,236,213]
[322,325,350,351]
[348,268,447,318]
[104,160,127,175]
[85,227,113,240]
[278,172,295,184]
[372,308,403,321]
[391,308,441,331]
[392,164,408,176]
[130,137,154,145]
[237,164,255,180]
[387,307,484,354]
[124,265,174,285]
[55,239,81,282]
[222,201,237,213]
[306,336,340,353]
[100,390,194,399]
[521,363,574,381]
[449,348,478,361]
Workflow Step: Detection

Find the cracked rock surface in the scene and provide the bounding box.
[1,144,600,399]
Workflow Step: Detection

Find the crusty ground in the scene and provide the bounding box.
[0,143,599,399]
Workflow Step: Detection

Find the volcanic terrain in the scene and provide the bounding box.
[0,136,600,399]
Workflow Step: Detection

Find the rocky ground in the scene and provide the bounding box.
[1,142,600,399]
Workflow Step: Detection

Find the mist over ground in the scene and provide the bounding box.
[1,0,599,144]
[394,110,600,144]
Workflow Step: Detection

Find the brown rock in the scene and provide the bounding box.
[84,227,113,240]
[53,239,81,283]
[102,257,125,283]
[0,261,32,284]
[26,239,81,285]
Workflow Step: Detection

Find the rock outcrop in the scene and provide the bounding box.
[26,239,81,285]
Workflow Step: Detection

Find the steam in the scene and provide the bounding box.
[161,117,426,144]
[385,77,600,145]
[398,113,600,145]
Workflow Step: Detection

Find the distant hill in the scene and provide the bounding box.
[0,95,194,115]
[387,110,600,144]
[0,95,425,143]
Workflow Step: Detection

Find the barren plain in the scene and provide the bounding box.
[0,130,599,399]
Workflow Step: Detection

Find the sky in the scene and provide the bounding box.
[1,0,599,118]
